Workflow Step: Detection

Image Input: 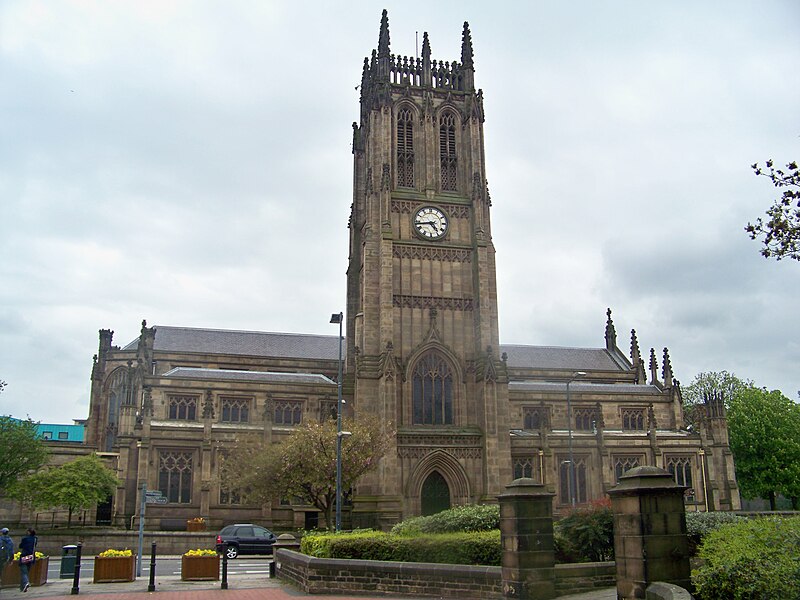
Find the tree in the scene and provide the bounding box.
[727,387,800,510]
[222,415,393,530]
[13,454,119,526]
[745,159,800,261]
[0,416,48,495]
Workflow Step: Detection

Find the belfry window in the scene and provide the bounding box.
[439,112,457,191]
[397,108,415,187]
[412,352,454,425]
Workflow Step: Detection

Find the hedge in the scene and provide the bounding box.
[301,529,502,565]
[692,516,800,600]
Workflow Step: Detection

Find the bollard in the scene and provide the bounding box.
[70,542,82,595]
[269,559,275,578]
[220,549,228,590]
[148,542,156,592]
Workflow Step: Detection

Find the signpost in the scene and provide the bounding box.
[137,488,167,577]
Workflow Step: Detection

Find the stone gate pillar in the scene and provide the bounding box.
[498,478,556,600]
[608,466,691,599]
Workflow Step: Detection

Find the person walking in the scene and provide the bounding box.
[0,527,15,587]
[18,528,37,592]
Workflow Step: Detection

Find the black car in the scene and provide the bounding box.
[215,523,276,559]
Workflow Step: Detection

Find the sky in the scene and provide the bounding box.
[1,1,798,424]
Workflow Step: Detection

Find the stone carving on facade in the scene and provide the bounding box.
[392,245,472,263]
[392,295,473,311]
[202,389,215,419]
[391,199,469,219]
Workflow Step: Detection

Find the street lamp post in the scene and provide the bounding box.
[566,371,587,507]
[330,312,344,531]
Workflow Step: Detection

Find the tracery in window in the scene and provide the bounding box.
[559,456,587,505]
[523,407,547,430]
[158,451,193,503]
[412,352,454,425]
[274,400,303,426]
[220,397,250,423]
[614,456,641,483]
[667,456,694,500]
[397,108,415,187]
[573,407,596,431]
[168,395,197,420]
[513,457,542,482]
[622,408,645,431]
[439,113,457,191]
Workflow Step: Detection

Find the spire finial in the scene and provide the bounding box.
[422,31,431,60]
[461,21,474,69]
[630,329,641,362]
[378,9,390,58]
[604,308,617,350]
[662,347,673,387]
[649,348,659,385]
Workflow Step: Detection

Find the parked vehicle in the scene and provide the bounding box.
[215,524,276,559]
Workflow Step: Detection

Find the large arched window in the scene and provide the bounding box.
[439,112,457,191]
[397,108,415,187]
[412,352,453,425]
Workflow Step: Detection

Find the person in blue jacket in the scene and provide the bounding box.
[18,528,37,592]
[0,527,15,586]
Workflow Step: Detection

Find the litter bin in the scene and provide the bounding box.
[60,545,78,579]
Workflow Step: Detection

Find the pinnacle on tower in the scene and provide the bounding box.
[377,9,390,58]
[605,308,617,351]
[461,21,474,69]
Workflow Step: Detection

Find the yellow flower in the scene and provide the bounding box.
[184,548,217,557]
[97,549,133,557]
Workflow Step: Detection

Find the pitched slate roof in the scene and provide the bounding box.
[509,380,659,394]
[124,326,627,372]
[500,344,624,371]
[124,326,340,360]
[162,367,335,385]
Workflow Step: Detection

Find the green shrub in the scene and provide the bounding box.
[685,511,744,555]
[301,529,501,565]
[554,498,614,562]
[390,504,500,536]
[692,516,800,600]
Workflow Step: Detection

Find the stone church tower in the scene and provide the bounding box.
[346,11,512,527]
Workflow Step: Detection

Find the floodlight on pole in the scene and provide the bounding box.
[566,371,587,507]
[329,312,344,531]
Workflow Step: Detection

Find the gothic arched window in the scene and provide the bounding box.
[439,112,457,191]
[412,352,454,425]
[397,108,415,187]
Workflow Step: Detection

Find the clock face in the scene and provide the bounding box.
[413,206,449,240]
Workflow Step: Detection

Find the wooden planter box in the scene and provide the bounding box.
[93,555,136,583]
[181,555,220,581]
[1,557,49,588]
[186,521,207,532]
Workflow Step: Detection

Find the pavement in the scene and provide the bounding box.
[0,560,617,600]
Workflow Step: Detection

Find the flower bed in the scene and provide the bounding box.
[93,549,136,583]
[1,554,49,588]
[181,549,219,581]
[186,517,207,532]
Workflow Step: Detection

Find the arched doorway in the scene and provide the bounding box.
[421,471,451,516]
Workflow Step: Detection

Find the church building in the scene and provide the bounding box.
[84,11,739,530]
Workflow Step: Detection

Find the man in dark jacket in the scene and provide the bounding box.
[0,527,14,586]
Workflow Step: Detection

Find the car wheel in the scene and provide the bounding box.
[225,545,239,559]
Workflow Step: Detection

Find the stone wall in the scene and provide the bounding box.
[275,549,615,599]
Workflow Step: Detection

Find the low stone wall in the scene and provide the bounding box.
[554,562,616,595]
[31,530,217,557]
[276,549,615,598]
